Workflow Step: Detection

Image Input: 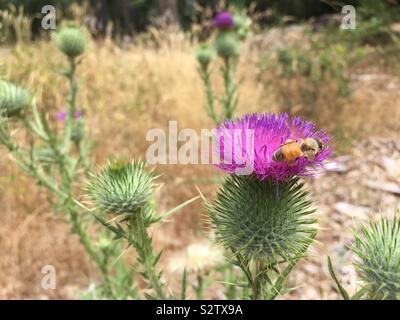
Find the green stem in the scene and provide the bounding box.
[62,57,78,153]
[129,212,167,299]
[195,274,204,300]
[251,261,263,300]
[222,57,238,120]
[199,66,218,124]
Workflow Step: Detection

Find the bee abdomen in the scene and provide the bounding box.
[272,149,284,162]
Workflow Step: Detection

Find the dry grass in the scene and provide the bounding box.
[1,28,400,299]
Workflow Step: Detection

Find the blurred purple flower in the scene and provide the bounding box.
[213,11,234,29]
[214,113,332,181]
[56,110,82,121]
[74,110,82,118]
[56,111,67,121]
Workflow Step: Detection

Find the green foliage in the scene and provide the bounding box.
[0,80,31,117]
[233,14,251,40]
[353,215,400,300]
[260,26,366,123]
[53,27,86,58]
[87,161,156,216]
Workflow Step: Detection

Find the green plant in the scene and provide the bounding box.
[260,26,366,124]
[329,211,400,300]
[0,26,197,299]
[195,12,249,124]
[207,175,317,299]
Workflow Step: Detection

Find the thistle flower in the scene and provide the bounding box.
[56,110,82,121]
[213,12,234,30]
[0,80,31,117]
[196,45,214,68]
[214,32,239,58]
[214,113,332,181]
[352,214,400,300]
[208,175,317,262]
[53,27,86,58]
[168,242,224,274]
[86,161,156,216]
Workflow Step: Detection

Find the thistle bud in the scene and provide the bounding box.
[0,80,31,117]
[208,175,316,262]
[352,214,400,300]
[196,45,214,68]
[86,161,156,216]
[214,32,239,59]
[53,27,86,58]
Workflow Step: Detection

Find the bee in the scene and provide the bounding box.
[272,138,323,164]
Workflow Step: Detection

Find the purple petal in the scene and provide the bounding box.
[214,113,333,181]
[74,110,82,119]
[213,11,234,29]
[56,111,67,121]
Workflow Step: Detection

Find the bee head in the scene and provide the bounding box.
[316,139,324,151]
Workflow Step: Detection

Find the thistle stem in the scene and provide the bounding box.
[222,57,237,120]
[195,274,204,299]
[199,66,218,124]
[62,57,78,153]
[128,212,167,299]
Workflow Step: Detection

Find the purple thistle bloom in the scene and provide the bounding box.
[56,110,82,121]
[214,113,332,181]
[213,11,234,29]
[56,111,67,121]
[74,110,82,118]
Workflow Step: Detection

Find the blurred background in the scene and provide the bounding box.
[1,0,400,299]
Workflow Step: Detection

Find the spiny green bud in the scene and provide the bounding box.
[195,44,214,68]
[352,214,400,300]
[214,32,239,59]
[208,176,316,262]
[53,27,86,58]
[86,160,156,216]
[0,80,31,117]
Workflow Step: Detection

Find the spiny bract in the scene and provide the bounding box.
[353,215,400,300]
[0,80,31,117]
[86,161,156,215]
[208,175,317,262]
